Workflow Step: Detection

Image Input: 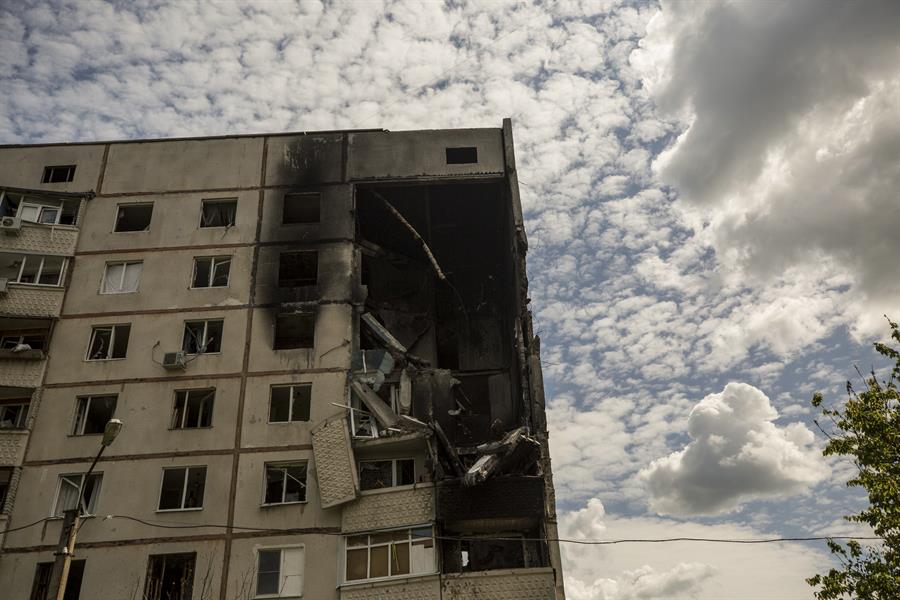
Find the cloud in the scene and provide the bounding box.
[641,382,828,516]
[560,498,828,600]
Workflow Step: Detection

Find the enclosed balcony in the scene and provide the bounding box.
[0,253,68,318]
[0,187,84,257]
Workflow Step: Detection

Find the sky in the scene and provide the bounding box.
[2,1,899,598]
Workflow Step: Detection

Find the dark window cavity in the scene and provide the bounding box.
[0,402,29,429]
[31,560,85,600]
[264,462,308,504]
[72,395,117,435]
[41,165,76,184]
[282,192,320,224]
[192,256,230,288]
[359,459,415,491]
[182,320,223,354]
[200,199,236,228]
[144,553,195,600]
[158,466,206,510]
[114,203,153,232]
[87,324,130,360]
[172,389,214,429]
[445,147,478,164]
[269,385,311,423]
[273,313,315,350]
[278,251,317,287]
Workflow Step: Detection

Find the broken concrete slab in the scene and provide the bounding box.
[311,416,359,508]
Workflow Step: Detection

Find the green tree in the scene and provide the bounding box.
[807,318,900,599]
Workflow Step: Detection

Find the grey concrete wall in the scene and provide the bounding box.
[0,145,106,192]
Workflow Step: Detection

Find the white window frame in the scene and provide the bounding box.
[358,458,415,492]
[18,202,62,225]
[0,402,29,429]
[85,324,130,361]
[100,261,143,294]
[171,389,215,429]
[267,385,311,424]
[182,320,223,355]
[341,526,436,584]
[262,462,308,506]
[12,254,67,286]
[191,256,231,289]
[71,395,117,436]
[254,545,305,598]
[51,472,102,517]
[157,466,207,512]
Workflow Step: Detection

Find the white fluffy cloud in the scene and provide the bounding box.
[641,382,828,516]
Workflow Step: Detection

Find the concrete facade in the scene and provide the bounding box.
[0,122,565,599]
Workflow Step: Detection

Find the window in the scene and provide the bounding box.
[5,255,66,286]
[344,527,435,582]
[269,385,311,423]
[31,560,85,600]
[72,395,117,435]
[191,256,230,288]
[0,332,47,351]
[263,462,308,505]
[101,261,142,294]
[359,459,415,491]
[3,193,80,226]
[200,199,236,228]
[53,472,102,516]
[144,553,195,600]
[278,251,317,287]
[256,547,304,598]
[273,313,315,350]
[86,324,130,360]
[445,147,478,164]
[0,402,29,429]
[182,320,223,354]
[0,467,12,509]
[282,192,320,224]
[172,389,214,429]
[42,165,76,183]
[158,466,206,511]
[114,203,153,232]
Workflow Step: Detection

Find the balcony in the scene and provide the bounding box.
[0,358,44,388]
[0,428,28,466]
[341,575,440,600]
[0,222,79,256]
[342,484,434,534]
[441,567,557,600]
[0,283,66,319]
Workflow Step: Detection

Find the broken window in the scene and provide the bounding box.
[72,395,117,436]
[256,547,305,597]
[358,459,415,491]
[269,385,311,423]
[191,256,230,288]
[0,401,29,429]
[114,203,153,232]
[0,332,47,351]
[278,251,317,287]
[86,324,130,360]
[273,313,315,350]
[101,261,142,294]
[445,147,477,164]
[53,472,102,516]
[282,192,320,224]
[0,467,12,509]
[344,527,435,582]
[1,254,67,286]
[42,165,76,183]
[172,389,214,429]
[182,319,223,354]
[263,462,308,505]
[200,199,236,228]
[158,466,206,511]
[449,537,528,572]
[144,553,195,600]
[31,560,85,600]
[1,192,79,226]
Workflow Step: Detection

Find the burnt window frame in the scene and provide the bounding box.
[273,312,316,351]
[41,165,76,184]
[281,191,321,225]
[277,250,318,288]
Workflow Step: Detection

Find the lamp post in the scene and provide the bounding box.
[48,419,123,600]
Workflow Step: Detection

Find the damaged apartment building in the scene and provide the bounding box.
[0,120,566,599]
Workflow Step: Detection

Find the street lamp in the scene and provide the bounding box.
[49,419,123,600]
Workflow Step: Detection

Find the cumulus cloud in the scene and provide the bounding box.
[641,382,828,516]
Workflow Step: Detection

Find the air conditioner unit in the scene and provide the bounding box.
[162,351,187,370]
[0,216,22,235]
[0,278,7,295]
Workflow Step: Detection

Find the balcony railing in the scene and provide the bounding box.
[0,428,28,466]
[0,222,79,256]
[0,358,44,388]
[441,567,557,599]
[0,283,65,318]
[341,574,440,600]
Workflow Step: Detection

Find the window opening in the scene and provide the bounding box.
[0,331,47,351]
[42,165,76,183]
[158,466,206,511]
[263,463,308,505]
[273,313,315,350]
[256,547,305,597]
[192,256,230,288]
[445,147,478,164]
[359,458,415,491]
[144,553,196,600]
[172,389,214,429]
[182,320,223,354]
[114,203,153,232]
[2,254,67,286]
[200,199,236,228]
[282,192,320,224]
[53,472,102,516]
[344,527,435,582]
[0,467,12,509]
[31,560,85,600]
[101,261,142,294]
[269,385,311,423]
[277,251,317,287]
[86,324,130,360]
[72,395,117,435]
[0,401,29,429]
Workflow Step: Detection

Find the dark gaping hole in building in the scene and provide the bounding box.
[144,553,196,600]
[445,147,478,164]
[283,192,321,224]
[274,312,315,350]
[278,251,318,288]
